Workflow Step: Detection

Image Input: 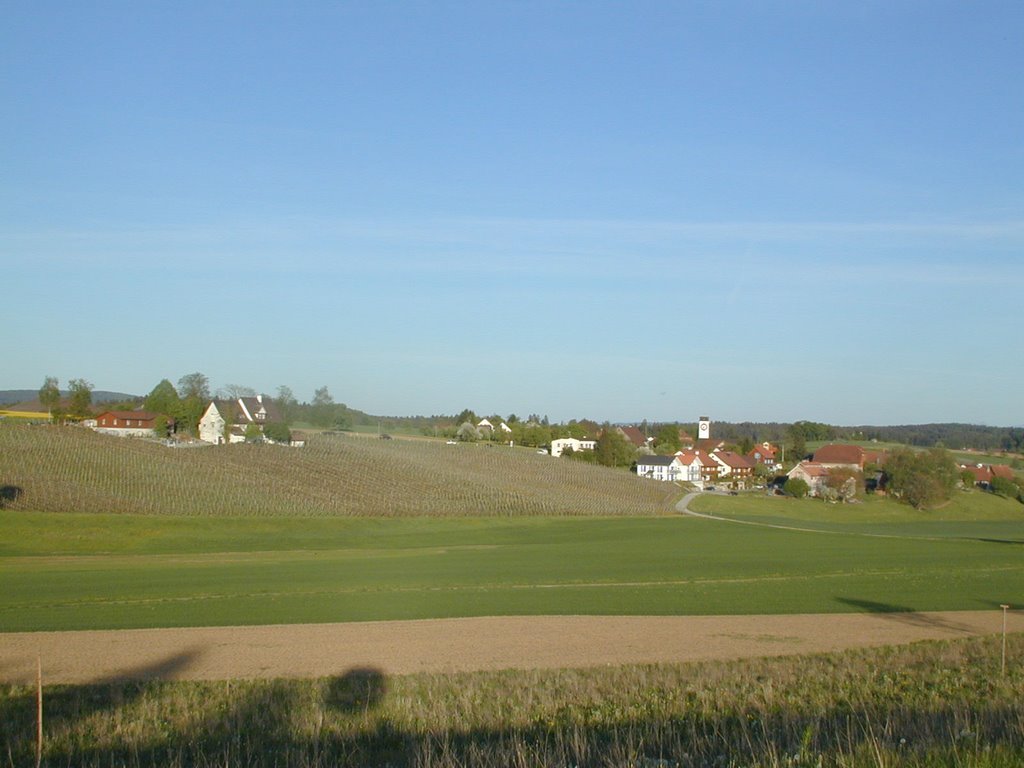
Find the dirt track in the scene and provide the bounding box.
[2,611,1020,685]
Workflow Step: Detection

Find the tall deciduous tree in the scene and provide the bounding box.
[787,423,807,462]
[218,384,257,399]
[144,379,181,416]
[176,372,210,436]
[38,376,60,418]
[654,423,681,454]
[67,379,93,418]
[595,425,635,468]
[884,446,959,509]
[311,386,335,427]
[275,385,298,424]
[176,372,210,401]
[312,386,333,407]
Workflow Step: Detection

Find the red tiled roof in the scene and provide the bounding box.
[962,465,993,483]
[790,461,830,478]
[813,444,865,466]
[862,450,887,466]
[95,410,162,421]
[713,450,755,470]
[747,444,778,463]
[618,426,648,447]
[991,464,1016,481]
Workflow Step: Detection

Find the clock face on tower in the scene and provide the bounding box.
[699,421,709,435]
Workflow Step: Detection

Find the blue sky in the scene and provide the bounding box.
[2,2,1022,426]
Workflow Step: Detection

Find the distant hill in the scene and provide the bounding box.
[0,389,139,406]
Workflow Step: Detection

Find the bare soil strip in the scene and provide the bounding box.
[2,611,1020,686]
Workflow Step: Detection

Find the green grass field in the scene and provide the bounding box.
[3,505,1022,632]
[691,489,1024,538]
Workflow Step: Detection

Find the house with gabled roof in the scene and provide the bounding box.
[692,449,722,484]
[787,461,831,497]
[199,394,283,445]
[635,454,684,482]
[93,410,168,438]
[618,426,653,451]
[550,437,597,458]
[747,441,782,471]
[813,444,867,469]
[199,401,231,444]
[673,449,707,487]
[991,464,1017,483]
[710,450,756,486]
[960,463,994,486]
[237,395,281,425]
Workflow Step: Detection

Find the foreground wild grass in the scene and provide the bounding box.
[0,423,677,517]
[2,634,1022,767]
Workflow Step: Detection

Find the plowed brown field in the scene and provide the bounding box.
[3,611,1019,685]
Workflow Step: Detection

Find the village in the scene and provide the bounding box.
[3,389,1017,506]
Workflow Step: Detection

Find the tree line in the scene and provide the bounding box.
[32,374,1023,457]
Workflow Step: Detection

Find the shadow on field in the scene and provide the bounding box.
[5,674,1023,768]
[324,666,387,714]
[976,537,1024,545]
[975,599,1021,611]
[835,597,974,632]
[0,647,206,757]
[0,484,23,507]
[90,647,206,684]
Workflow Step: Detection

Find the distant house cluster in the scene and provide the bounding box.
[477,418,513,436]
[786,444,885,497]
[199,395,283,445]
[959,461,1016,489]
[635,447,756,490]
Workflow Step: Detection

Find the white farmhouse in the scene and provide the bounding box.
[550,437,597,458]
[673,450,707,488]
[635,455,684,482]
[198,402,231,444]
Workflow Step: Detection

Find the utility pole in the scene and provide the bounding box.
[1001,604,1011,675]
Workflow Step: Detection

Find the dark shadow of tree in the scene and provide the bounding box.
[0,648,204,766]
[0,484,23,508]
[975,537,1024,545]
[324,666,387,713]
[835,597,976,632]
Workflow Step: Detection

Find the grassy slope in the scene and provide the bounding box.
[691,490,1024,538]
[0,423,677,517]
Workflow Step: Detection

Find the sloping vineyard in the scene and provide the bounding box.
[0,424,678,517]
